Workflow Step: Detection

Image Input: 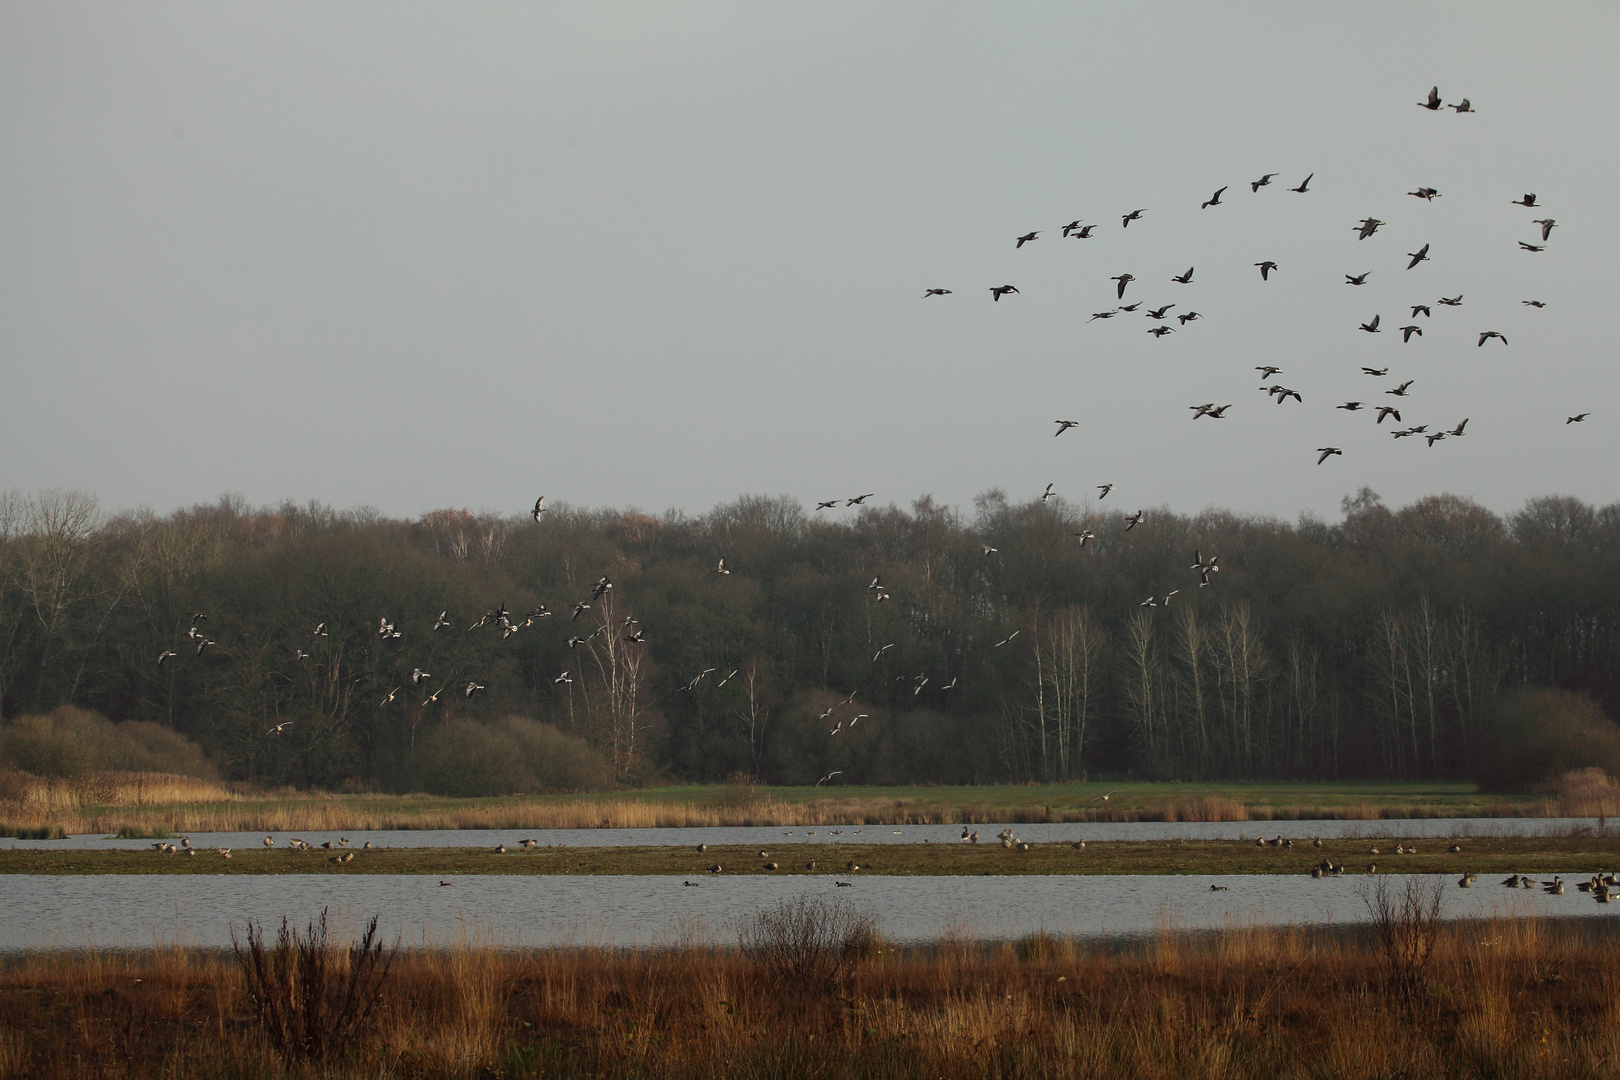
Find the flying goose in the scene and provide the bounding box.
[1117,302,1141,312]
[1250,173,1277,192]
[1533,218,1557,241]
[716,557,729,575]
[432,610,450,631]
[1054,419,1079,436]
[1519,241,1544,252]
[195,638,215,656]
[1376,406,1402,424]
[1568,413,1589,424]
[1201,188,1226,209]
[1256,365,1282,379]
[1060,220,1083,237]
[1418,85,1442,110]
[1477,331,1507,347]
[293,649,310,661]
[873,643,896,662]
[1449,419,1469,437]
[1426,432,1447,447]
[1438,295,1462,306]
[1345,272,1369,285]
[531,496,547,521]
[816,770,842,786]
[1097,484,1113,498]
[1406,243,1430,269]
[1336,402,1364,411]
[1386,380,1414,396]
[847,493,875,505]
[1523,300,1546,308]
[1041,483,1057,503]
[1400,325,1422,342]
[1255,261,1278,280]
[1088,310,1117,322]
[1073,529,1096,546]
[1111,273,1135,298]
[1411,304,1431,318]
[311,622,327,637]
[266,721,294,736]
[1316,447,1343,465]
[463,681,485,698]
[993,631,1020,647]
[570,602,590,620]
[411,667,431,685]
[990,285,1019,301]
[1449,98,1473,113]
[157,650,175,667]
[815,499,838,510]
[1124,510,1144,531]
[981,545,997,556]
[1147,325,1174,337]
[1408,187,1440,201]
[1172,267,1194,283]
[1512,193,1538,207]
[1359,314,1381,333]
[1146,304,1175,319]
[1362,367,1388,376]
[1290,173,1313,193]
[922,288,952,298]
[1177,311,1201,324]
[1069,223,1097,239]
[1354,217,1384,240]
[553,670,573,684]
[380,687,399,705]
[1015,231,1039,248]
[1121,208,1146,227]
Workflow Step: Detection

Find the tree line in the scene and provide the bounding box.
[1,485,1616,792]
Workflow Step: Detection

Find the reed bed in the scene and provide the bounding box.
[2,911,1619,1079]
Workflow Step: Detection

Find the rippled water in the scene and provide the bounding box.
[0,872,1608,951]
[3,817,1610,854]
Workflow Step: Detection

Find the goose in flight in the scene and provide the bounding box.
[990,285,1019,301]
[1449,419,1469,437]
[1201,187,1226,209]
[1190,403,1216,417]
[1345,273,1369,285]
[1450,98,1474,113]
[1041,483,1057,503]
[1162,590,1181,605]
[1121,208,1146,227]
[1337,401,1364,411]
[570,602,590,620]
[266,721,294,736]
[994,631,1021,647]
[1255,261,1278,280]
[411,667,431,685]
[1406,244,1430,269]
[525,605,552,624]
[1172,266,1195,283]
[981,545,998,556]
[1088,310,1118,322]
[1354,217,1385,240]
[157,650,175,667]
[1362,367,1388,376]
[1092,790,1119,803]
[195,638,215,656]
[716,557,729,575]
[1376,406,1402,424]
[1204,404,1232,418]
[815,500,839,510]
[591,576,613,598]
[1124,510,1145,531]
[1269,387,1301,405]
[1411,304,1431,318]
[941,677,957,692]
[1146,304,1175,319]
[463,681,485,699]
[717,669,739,687]
[1359,314,1381,333]
[1073,530,1096,547]
[381,687,399,705]
[422,687,444,707]
[1400,325,1422,343]
[189,611,208,625]
[1054,419,1080,436]
[624,628,647,643]
[922,288,952,298]
[1533,219,1557,241]
[1438,295,1463,306]
[1523,300,1546,308]
[1192,550,1220,575]
[1060,220,1083,237]
[1138,596,1157,607]
[1316,447,1343,465]
[1068,223,1097,239]
[873,643,896,662]
[1386,380,1414,397]
[1418,85,1442,110]
[1407,187,1440,201]
[1568,413,1590,424]
[311,622,327,637]
[1250,173,1278,192]
[1426,432,1448,447]
[532,497,547,521]
[1097,483,1113,499]
[1015,231,1039,248]
[912,677,929,696]
[1290,173,1313,193]
[816,771,842,787]
[553,670,573,684]
[1512,193,1538,207]
[1519,241,1544,252]
[1111,273,1135,299]
[433,610,451,631]
[1478,331,1507,347]
[1256,365,1282,379]
[293,649,310,661]
[1177,311,1202,324]
[847,493,875,505]
[1148,325,1175,337]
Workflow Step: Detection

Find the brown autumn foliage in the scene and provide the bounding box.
[3,913,1620,1078]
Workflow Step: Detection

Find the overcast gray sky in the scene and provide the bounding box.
[3,3,1616,524]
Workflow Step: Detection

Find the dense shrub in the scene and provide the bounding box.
[0,706,217,779]
[1477,689,1620,791]
[407,715,614,796]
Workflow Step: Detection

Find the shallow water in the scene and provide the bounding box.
[2,816,1612,854]
[0,871,1609,951]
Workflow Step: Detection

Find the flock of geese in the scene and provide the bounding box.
[922,85,1584,471]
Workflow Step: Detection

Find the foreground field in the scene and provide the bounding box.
[1,908,1618,1079]
[7,834,1620,878]
[7,775,1606,840]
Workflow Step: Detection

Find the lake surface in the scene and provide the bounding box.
[3,817,1612,854]
[0,872,1609,951]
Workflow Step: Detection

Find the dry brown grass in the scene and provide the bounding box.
[3,914,1620,1078]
